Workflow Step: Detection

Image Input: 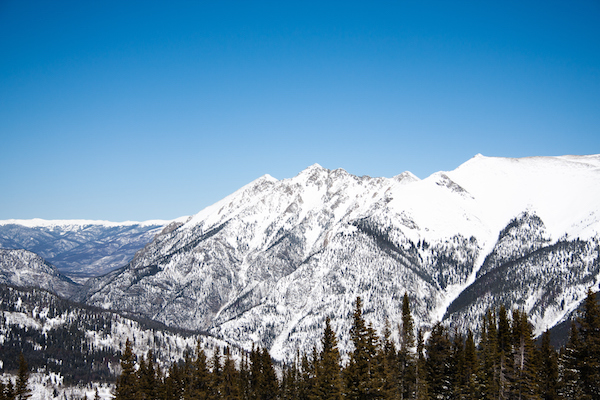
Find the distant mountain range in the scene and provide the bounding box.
[1,154,599,362]
[0,219,174,279]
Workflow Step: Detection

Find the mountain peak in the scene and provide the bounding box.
[297,163,328,175]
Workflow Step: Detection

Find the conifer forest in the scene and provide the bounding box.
[5,290,596,400]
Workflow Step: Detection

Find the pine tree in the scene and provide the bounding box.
[14,353,30,400]
[414,329,428,400]
[480,310,500,400]
[208,347,222,400]
[398,293,416,400]
[280,361,299,400]
[511,309,540,400]
[450,330,466,398]
[260,348,279,400]
[115,339,137,400]
[187,345,210,400]
[238,351,251,400]
[249,347,278,400]
[344,296,382,400]
[557,322,582,399]
[425,322,452,400]
[463,329,481,400]
[315,317,343,400]
[137,351,158,400]
[576,288,600,400]
[297,350,315,400]
[220,348,241,400]
[380,320,399,400]
[538,330,558,400]
[497,305,512,399]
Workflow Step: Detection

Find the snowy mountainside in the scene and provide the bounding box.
[0,249,80,298]
[80,155,600,362]
[0,284,240,385]
[0,219,174,279]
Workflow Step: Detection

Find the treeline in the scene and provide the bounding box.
[113,290,600,400]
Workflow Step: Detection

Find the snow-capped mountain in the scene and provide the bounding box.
[0,219,174,279]
[68,155,600,360]
[0,249,80,298]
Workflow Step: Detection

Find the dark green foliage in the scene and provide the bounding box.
[14,354,30,400]
[425,322,452,400]
[344,297,382,400]
[463,329,482,400]
[315,317,343,400]
[102,292,596,400]
[398,293,416,400]
[137,351,158,400]
[539,331,559,400]
[415,329,429,400]
[511,309,540,400]
[576,288,600,400]
[114,339,136,400]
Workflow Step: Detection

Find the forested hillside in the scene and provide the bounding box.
[109,291,600,400]
[0,285,240,386]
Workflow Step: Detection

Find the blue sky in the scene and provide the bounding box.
[1,1,599,221]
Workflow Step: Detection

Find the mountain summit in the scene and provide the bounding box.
[78,155,600,361]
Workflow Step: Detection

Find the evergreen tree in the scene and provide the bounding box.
[557,323,583,400]
[14,354,30,400]
[450,330,465,398]
[463,329,481,400]
[208,347,222,400]
[538,330,558,400]
[187,346,210,400]
[425,322,452,400]
[398,293,416,400]
[137,351,158,400]
[249,347,278,400]
[344,296,382,400]
[164,362,182,400]
[260,348,279,400]
[280,361,299,400]
[238,352,251,400]
[414,329,428,400]
[315,317,342,400]
[497,305,512,399]
[511,309,540,400]
[576,288,600,400]
[480,310,500,400]
[380,320,399,400]
[297,350,315,400]
[115,339,137,400]
[220,348,241,400]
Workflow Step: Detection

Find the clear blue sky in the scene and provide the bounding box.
[1,1,599,221]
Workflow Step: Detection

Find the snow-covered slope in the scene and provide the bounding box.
[0,249,80,298]
[75,155,600,361]
[0,219,176,278]
[0,285,240,388]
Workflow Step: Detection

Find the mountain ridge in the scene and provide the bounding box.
[1,154,598,362]
[72,154,600,361]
